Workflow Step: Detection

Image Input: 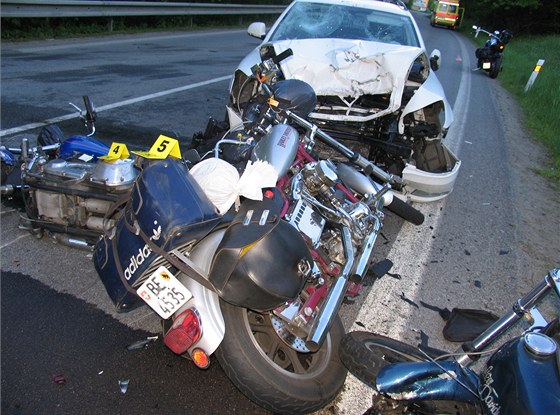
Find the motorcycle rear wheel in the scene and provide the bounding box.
[489,57,502,79]
[216,300,347,415]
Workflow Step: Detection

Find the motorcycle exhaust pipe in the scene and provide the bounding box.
[306,227,354,352]
[1,185,16,196]
[50,233,92,250]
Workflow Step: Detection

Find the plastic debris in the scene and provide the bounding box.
[118,379,129,394]
[51,374,66,385]
[126,335,159,351]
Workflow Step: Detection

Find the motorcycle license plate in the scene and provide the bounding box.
[483,62,492,69]
[137,266,192,319]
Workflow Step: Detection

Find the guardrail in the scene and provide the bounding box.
[1,0,286,18]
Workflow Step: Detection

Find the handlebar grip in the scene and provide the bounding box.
[82,96,96,122]
[272,48,293,64]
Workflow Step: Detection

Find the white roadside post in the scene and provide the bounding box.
[524,59,545,92]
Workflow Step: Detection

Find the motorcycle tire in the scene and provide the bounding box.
[339,332,478,415]
[339,332,430,389]
[37,125,64,147]
[489,57,502,79]
[386,197,424,225]
[216,300,347,415]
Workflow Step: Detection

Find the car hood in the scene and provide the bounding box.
[269,38,423,100]
[234,38,452,131]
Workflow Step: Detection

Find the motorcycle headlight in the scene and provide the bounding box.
[407,54,430,84]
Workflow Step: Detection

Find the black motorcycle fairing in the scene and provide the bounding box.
[209,195,312,312]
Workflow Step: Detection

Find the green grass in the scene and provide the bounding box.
[499,35,560,185]
[0,15,279,41]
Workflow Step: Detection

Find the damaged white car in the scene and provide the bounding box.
[226,0,460,202]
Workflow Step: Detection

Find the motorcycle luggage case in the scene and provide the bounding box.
[93,158,221,312]
[209,197,312,312]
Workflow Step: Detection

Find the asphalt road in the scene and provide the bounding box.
[1,12,556,415]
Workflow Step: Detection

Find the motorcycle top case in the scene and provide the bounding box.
[208,196,312,312]
[93,158,221,312]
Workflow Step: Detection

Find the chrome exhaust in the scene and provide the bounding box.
[305,226,353,352]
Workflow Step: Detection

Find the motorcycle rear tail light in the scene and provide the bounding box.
[164,308,202,355]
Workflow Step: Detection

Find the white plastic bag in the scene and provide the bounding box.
[190,158,278,214]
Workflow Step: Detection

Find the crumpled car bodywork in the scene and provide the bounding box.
[227,0,460,202]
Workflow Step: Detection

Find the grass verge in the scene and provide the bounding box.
[499,35,560,186]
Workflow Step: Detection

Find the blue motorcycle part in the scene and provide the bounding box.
[483,335,560,415]
[0,149,17,166]
[58,135,110,160]
[93,158,222,312]
[376,361,480,404]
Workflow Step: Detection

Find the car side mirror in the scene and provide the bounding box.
[429,49,441,71]
[248,22,267,40]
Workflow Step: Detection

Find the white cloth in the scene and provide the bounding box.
[189,158,278,214]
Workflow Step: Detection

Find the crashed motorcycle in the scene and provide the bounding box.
[473,26,513,79]
[93,73,424,413]
[1,96,138,249]
[339,268,560,414]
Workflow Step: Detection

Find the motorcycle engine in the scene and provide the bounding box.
[22,157,138,246]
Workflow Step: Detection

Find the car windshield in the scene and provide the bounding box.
[269,2,420,47]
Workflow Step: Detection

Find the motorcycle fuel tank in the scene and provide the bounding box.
[481,334,560,415]
[58,134,110,160]
[251,124,299,177]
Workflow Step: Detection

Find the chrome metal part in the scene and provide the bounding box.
[271,315,310,353]
[524,332,557,357]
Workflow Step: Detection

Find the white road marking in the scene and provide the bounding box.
[0,233,32,250]
[0,76,231,137]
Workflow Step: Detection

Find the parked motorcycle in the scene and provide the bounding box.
[339,268,560,414]
[1,96,138,249]
[473,26,513,79]
[93,63,425,413]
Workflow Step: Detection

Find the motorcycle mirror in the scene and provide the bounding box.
[429,49,441,71]
[472,26,480,37]
[248,22,267,40]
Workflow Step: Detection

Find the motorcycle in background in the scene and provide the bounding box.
[339,268,560,414]
[473,26,513,79]
[93,61,424,413]
[1,96,138,249]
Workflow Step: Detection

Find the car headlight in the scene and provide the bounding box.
[407,54,430,84]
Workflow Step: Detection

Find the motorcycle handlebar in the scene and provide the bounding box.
[272,48,293,65]
[455,268,560,366]
[1,143,60,156]
[82,96,96,123]
[285,110,401,186]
